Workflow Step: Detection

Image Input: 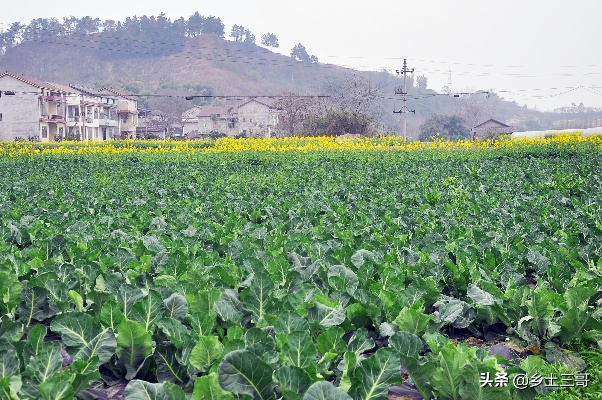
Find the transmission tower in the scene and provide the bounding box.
[393,59,415,142]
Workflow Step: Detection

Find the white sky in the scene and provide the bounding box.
[1,0,601,111]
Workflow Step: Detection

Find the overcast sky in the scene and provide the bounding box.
[1,0,601,111]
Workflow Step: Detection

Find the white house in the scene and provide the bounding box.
[45,83,120,141]
[0,72,137,142]
[0,72,68,141]
[237,98,279,137]
[182,98,279,138]
[99,88,139,139]
[65,85,120,141]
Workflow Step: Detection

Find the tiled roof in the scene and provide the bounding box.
[238,97,277,108]
[0,71,62,91]
[45,82,82,95]
[473,118,511,129]
[99,88,136,101]
[195,105,237,117]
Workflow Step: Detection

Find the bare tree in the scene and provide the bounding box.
[451,89,499,130]
[323,72,384,133]
[147,89,189,134]
[273,92,314,136]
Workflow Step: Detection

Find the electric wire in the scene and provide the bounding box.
[1,24,601,104]
[2,23,601,78]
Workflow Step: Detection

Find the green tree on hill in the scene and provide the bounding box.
[230,25,255,44]
[291,43,318,63]
[260,32,279,48]
[187,12,204,37]
[203,16,225,37]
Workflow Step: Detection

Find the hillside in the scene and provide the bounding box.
[0,34,351,97]
[0,31,570,135]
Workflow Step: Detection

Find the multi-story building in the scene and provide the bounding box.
[0,72,135,141]
[182,98,279,138]
[0,72,68,141]
[65,85,119,141]
[182,105,237,138]
[99,88,139,138]
[237,98,279,137]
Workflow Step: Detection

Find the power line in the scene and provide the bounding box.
[380,65,602,79]
[0,34,340,71]
[3,22,602,71]
[0,88,328,99]
[4,83,599,102]
[1,29,600,105]
[3,24,602,79]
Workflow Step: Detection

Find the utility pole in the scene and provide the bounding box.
[394,59,415,142]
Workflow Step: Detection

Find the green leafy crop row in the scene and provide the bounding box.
[0,147,600,399]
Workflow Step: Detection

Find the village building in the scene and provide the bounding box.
[182,98,279,138]
[471,118,514,140]
[0,71,139,141]
[137,109,176,139]
[0,72,68,141]
[46,83,121,141]
[99,88,139,139]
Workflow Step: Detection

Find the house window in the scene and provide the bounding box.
[0,113,2,121]
[94,108,99,119]
[41,126,48,138]
[59,127,63,136]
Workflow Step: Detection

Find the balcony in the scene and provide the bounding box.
[40,114,65,123]
[99,117,118,127]
[116,99,137,113]
[39,94,66,102]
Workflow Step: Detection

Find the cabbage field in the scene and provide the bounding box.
[0,136,601,399]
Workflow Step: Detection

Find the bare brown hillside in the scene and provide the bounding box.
[0,34,352,96]
[0,33,550,133]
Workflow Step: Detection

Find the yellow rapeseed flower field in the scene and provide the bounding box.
[0,133,599,157]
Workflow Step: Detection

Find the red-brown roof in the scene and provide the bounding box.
[45,82,83,95]
[0,71,62,91]
[99,87,136,101]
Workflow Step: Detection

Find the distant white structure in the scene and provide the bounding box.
[511,127,602,139]
[582,127,602,136]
